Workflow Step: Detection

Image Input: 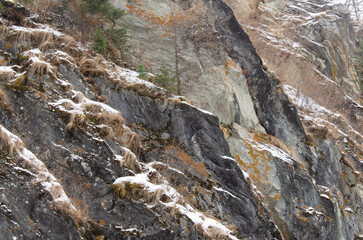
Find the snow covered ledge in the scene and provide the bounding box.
[0,125,87,225]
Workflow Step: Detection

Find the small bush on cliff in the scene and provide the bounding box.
[82,0,125,26]
[93,29,107,54]
[104,28,130,58]
[137,63,149,80]
[155,63,177,94]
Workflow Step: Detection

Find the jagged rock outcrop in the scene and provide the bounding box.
[112,0,363,239]
[234,0,362,130]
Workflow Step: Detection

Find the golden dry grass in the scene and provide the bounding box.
[112,181,171,204]
[119,147,142,173]
[39,41,55,51]
[269,135,293,155]
[66,112,87,131]
[0,127,24,156]
[53,199,89,227]
[0,69,16,82]
[9,29,32,43]
[32,30,53,44]
[0,26,9,38]
[0,89,10,111]
[28,60,54,76]
[78,56,107,77]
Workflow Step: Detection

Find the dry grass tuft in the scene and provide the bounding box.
[53,199,89,227]
[341,155,358,172]
[39,41,55,51]
[0,89,11,111]
[78,56,107,77]
[144,188,166,203]
[0,127,24,155]
[168,203,181,217]
[112,181,171,204]
[66,112,87,131]
[119,147,142,173]
[32,30,53,44]
[0,26,9,39]
[205,226,228,240]
[0,68,16,82]
[28,59,54,76]
[306,125,329,139]
[116,125,142,152]
[269,135,293,155]
[9,29,32,43]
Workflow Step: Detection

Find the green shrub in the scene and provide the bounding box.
[104,28,130,57]
[93,29,107,54]
[155,63,177,94]
[82,0,124,25]
[0,3,4,13]
[137,63,149,80]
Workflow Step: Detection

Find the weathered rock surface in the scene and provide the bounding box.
[235,0,362,131]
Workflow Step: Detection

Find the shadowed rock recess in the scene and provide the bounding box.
[0,0,362,239]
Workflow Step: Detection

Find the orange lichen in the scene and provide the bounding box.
[235,140,272,184]
[220,125,231,139]
[0,59,7,65]
[253,130,269,143]
[166,146,208,178]
[126,0,196,35]
[97,219,106,225]
[273,193,281,201]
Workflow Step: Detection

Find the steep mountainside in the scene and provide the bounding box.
[0,0,362,239]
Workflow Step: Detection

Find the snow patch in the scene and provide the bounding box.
[0,125,75,210]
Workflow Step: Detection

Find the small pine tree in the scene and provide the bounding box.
[155,63,177,94]
[137,63,149,80]
[0,3,4,13]
[93,29,107,54]
[82,0,125,26]
[104,28,130,58]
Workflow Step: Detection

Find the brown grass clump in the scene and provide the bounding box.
[53,199,89,227]
[9,29,32,43]
[0,26,9,39]
[0,68,16,82]
[78,56,107,77]
[66,112,87,131]
[269,135,293,155]
[50,51,77,66]
[168,203,181,217]
[28,59,54,76]
[39,41,55,51]
[116,125,142,152]
[0,89,11,111]
[195,222,228,239]
[112,181,171,204]
[32,30,53,44]
[306,125,329,139]
[341,155,358,173]
[0,127,24,155]
[119,147,142,173]
[206,226,228,240]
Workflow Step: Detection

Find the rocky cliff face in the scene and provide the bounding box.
[0,0,362,239]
